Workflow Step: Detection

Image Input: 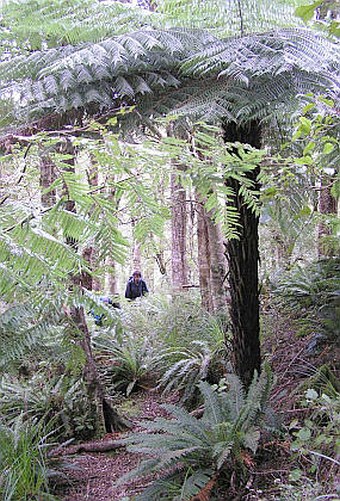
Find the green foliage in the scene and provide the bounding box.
[142,123,265,239]
[117,367,274,500]
[288,385,340,495]
[295,0,340,37]
[0,416,55,500]
[0,0,153,53]
[157,0,306,37]
[93,332,157,396]
[157,340,228,406]
[0,4,338,127]
[273,258,340,339]
[0,373,97,440]
[293,96,340,172]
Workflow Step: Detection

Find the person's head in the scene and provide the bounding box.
[132,270,142,283]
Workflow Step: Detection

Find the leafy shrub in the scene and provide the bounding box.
[290,387,340,484]
[118,366,274,500]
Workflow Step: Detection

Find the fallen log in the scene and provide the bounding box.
[49,438,124,457]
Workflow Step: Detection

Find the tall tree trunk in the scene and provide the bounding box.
[106,256,118,296]
[133,241,142,271]
[206,214,228,312]
[318,174,337,258]
[196,198,213,312]
[171,169,188,290]
[60,139,129,433]
[222,121,262,388]
[130,219,142,272]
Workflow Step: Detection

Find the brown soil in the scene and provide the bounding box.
[57,391,179,500]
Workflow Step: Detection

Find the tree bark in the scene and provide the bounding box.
[318,174,337,258]
[222,121,262,388]
[171,169,188,291]
[81,159,101,291]
[196,198,213,312]
[206,212,228,312]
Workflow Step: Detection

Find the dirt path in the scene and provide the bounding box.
[56,314,339,501]
[58,390,177,500]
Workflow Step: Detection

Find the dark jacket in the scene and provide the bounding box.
[125,278,148,300]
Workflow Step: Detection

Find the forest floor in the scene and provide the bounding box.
[56,311,339,501]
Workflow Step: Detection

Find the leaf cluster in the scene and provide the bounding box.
[117,366,274,500]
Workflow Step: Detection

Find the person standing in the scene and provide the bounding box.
[124,271,149,300]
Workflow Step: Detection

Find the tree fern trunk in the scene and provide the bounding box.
[222,121,262,387]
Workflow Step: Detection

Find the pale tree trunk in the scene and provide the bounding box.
[171,170,188,290]
[130,219,142,272]
[222,121,262,388]
[187,187,197,285]
[133,240,142,271]
[318,174,337,258]
[106,257,118,296]
[105,183,121,296]
[206,214,228,312]
[60,139,129,433]
[196,199,213,312]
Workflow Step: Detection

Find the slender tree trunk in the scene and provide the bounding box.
[106,256,118,295]
[222,121,262,388]
[68,301,129,433]
[196,199,213,312]
[318,174,337,258]
[171,169,188,290]
[133,241,142,271]
[206,215,228,312]
[60,139,129,433]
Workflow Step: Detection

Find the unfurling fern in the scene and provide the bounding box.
[117,366,274,500]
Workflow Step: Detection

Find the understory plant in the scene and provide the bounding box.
[273,258,340,340]
[157,339,228,407]
[0,416,55,501]
[118,366,274,500]
[0,373,97,440]
[289,383,340,494]
[93,331,158,395]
